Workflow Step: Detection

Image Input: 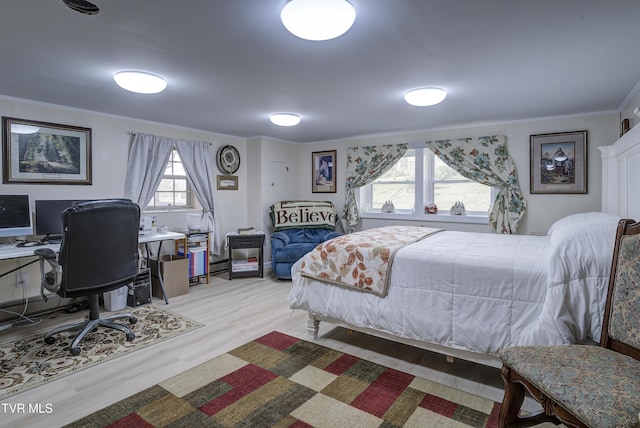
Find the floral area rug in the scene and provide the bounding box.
[0,304,202,400]
[67,331,500,427]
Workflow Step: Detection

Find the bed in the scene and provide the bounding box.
[288,126,640,368]
[288,213,621,367]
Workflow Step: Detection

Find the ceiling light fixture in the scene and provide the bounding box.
[62,0,100,15]
[281,0,356,41]
[270,113,302,127]
[10,124,40,134]
[113,71,167,94]
[404,87,448,107]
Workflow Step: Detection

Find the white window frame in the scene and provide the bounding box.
[359,146,495,223]
[145,148,194,211]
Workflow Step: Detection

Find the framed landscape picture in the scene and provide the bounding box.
[530,130,587,194]
[312,150,336,193]
[2,117,92,185]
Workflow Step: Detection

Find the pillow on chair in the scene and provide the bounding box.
[270,200,338,231]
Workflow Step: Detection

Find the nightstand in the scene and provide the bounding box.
[227,232,265,280]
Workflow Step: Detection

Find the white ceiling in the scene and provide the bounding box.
[1,0,639,143]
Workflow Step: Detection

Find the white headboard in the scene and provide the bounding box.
[600,124,640,220]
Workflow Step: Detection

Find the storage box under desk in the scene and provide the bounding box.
[149,255,189,298]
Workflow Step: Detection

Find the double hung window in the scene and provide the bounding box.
[360,147,492,216]
[146,148,193,210]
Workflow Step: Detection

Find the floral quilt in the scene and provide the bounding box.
[299,225,442,296]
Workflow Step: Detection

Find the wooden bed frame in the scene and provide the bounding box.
[307,312,503,368]
[304,125,640,368]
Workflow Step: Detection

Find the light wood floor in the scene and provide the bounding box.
[1,272,541,427]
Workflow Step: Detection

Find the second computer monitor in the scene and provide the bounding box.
[35,199,83,242]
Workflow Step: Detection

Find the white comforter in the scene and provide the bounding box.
[288,212,621,356]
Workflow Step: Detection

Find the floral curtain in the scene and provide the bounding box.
[343,144,408,232]
[425,135,526,234]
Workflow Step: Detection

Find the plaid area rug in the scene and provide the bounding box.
[0,304,202,400]
[67,331,500,427]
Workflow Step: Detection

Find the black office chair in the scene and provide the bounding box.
[35,199,141,356]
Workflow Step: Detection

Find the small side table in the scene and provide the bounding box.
[227,232,265,280]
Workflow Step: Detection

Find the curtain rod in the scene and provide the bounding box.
[128,131,213,145]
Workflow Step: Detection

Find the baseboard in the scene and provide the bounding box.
[0,294,74,324]
[210,258,229,274]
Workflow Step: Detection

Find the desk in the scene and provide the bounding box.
[0,243,60,283]
[0,231,186,304]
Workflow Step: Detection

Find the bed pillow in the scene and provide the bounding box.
[547,211,621,286]
[547,212,621,243]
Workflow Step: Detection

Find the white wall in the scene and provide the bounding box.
[296,112,620,235]
[247,136,300,261]
[0,96,247,305]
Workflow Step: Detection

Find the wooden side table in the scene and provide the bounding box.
[227,233,265,280]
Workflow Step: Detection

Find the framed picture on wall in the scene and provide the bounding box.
[2,117,92,185]
[216,175,238,190]
[530,130,587,194]
[312,150,336,193]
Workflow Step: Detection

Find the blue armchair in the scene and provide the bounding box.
[271,228,341,279]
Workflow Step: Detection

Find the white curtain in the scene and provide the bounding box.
[123,132,222,256]
[175,140,221,256]
[123,133,173,207]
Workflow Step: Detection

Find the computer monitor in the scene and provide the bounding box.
[0,194,33,238]
[35,199,82,242]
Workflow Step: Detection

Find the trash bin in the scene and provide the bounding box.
[104,286,128,311]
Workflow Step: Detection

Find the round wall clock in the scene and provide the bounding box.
[216,145,240,174]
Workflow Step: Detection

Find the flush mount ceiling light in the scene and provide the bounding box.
[404,87,448,107]
[270,113,302,127]
[62,0,100,15]
[113,71,167,94]
[281,0,356,41]
[10,124,40,134]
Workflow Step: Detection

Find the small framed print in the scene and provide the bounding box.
[312,150,336,193]
[530,130,587,194]
[216,175,238,190]
[2,117,92,185]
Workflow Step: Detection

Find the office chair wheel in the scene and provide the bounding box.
[126,332,135,341]
[129,316,137,324]
[44,336,56,345]
[70,347,81,356]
